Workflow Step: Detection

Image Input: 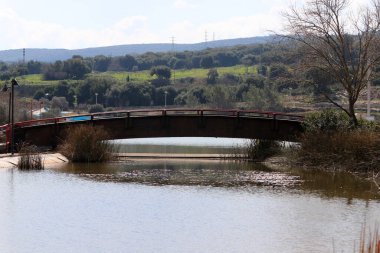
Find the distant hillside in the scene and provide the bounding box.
[0,36,274,63]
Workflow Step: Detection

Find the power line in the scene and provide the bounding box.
[170,36,175,52]
[205,31,208,47]
[170,36,176,85]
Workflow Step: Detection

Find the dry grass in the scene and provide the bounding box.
[17,145,44,170]
[59,125,115,163]
[297,129,380,172]
[359,226,380,253]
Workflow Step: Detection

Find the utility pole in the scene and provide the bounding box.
[22,48,25,64]
[205,30,208,48]
[170,36,176,84]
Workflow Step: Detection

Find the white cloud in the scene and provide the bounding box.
[0,9,158,49]
[173,0,197,9]
[169,2,287,43]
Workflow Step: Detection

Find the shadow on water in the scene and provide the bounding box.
[56,159,380,200]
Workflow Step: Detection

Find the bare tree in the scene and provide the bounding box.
[282,0,380,125]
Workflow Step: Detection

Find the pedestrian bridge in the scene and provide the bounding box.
[0,109,304,152]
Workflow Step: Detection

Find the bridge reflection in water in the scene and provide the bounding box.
[0,109,303,151]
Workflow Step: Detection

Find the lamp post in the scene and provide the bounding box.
[2,79,19,154]
[1,83,11,126]
[95,93,98,105]
[10,79,19,155]
[164,91,168,108]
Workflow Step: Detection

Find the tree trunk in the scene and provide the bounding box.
[348,101,358,126]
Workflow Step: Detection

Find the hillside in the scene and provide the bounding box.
[0,36,274,63]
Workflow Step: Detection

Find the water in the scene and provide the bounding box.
[111,137,248,154]
[0,138,379,253]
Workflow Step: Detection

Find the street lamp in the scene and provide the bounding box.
[1,83,11,126]
[164,91,168,108]
[1,79,19,154]
[95,93,98,105]
[10,79,18,155]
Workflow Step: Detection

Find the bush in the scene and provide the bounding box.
[246,139,282,161]
[298,129,380,171]
[17,145,44,170]
[297,109,380,171]
[59,125,114,163]
[88,104,105,113]
[302,109,352,132]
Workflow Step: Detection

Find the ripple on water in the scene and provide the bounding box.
[78,167,302,188]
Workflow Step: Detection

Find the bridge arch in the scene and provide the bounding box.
[1,109,304,151]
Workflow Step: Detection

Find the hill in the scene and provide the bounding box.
[0,36,274,63]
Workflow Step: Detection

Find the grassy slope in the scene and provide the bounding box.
[18,65,258,85]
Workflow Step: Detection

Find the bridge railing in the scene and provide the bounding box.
[0,109,303,152]
[7,109,304,130]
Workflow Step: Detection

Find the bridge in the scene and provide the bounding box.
[0,109,304,152]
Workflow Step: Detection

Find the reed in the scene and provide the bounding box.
[59,125,115,163]
[359,226,380,253]
[17,145,44,170]
[298,129,380,171]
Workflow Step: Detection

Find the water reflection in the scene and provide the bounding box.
[58,159,380,201]
[59,160,301,187]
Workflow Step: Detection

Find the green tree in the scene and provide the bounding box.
[207,68,219,84]
[119,55,138,71]
[93,55,111,72]
[200,56,214,68]
[244,86,282,111]
[150,65,172,87]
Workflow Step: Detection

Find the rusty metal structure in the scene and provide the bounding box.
[0,109,304,152]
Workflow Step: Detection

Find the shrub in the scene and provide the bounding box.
[88,104,105,113]
[298,129,380,171]
[302,109,352,133]
[17,145,44,170]
[297,109,380,171]
[244,140,282,161]
[59,125,114,163]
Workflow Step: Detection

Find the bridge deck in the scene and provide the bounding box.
[0,109,304,153]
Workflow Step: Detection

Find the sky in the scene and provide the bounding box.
[0,0,372,50]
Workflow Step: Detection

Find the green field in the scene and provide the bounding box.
[18,65,258,85]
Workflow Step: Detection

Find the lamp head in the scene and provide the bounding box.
[11,79,19,86]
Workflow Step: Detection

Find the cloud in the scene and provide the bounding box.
[0,9,157,49]
[168,3,286,43]
[173,0,197,9]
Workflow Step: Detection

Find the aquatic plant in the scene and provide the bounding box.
[17,144,44,170]
[359,226,379,253]
[59,125,115,163]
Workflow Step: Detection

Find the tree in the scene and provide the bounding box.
[207,68,219,84]
[119,55,138,71]
[282,0,380,125]
[150,65,171,79]
[150,65,172,87]
[200,56,214,68]
[93,55,111,72]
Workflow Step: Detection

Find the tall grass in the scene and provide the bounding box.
[229,139,282,161]
[17,145,44,170]
[359,226,380,253]
[297,109,380,172]
[59,125,115,163]
[298,129,380,171]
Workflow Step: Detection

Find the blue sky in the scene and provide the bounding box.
[0,0,370,50]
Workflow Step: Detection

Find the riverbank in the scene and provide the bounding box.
[0,153,69,169]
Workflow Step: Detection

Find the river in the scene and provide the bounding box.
[0,138,379,253]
